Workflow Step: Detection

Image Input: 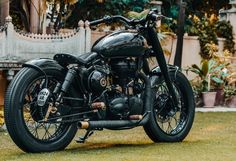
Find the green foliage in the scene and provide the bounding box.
[127,9,149,20]
[186,14,220,59]
[224,86,236,98]
[66,0,150,27]
[186,14,235,60]
[9,10,24,30]
[216,20,235,54]
[160,0,229,33]
[197,16,218,59]
[161,0,230,17]
[186,59,228,92]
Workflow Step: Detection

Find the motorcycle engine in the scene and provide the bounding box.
[87,58,143,119]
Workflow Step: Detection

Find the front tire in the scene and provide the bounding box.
[144,71,195,142]
[4,67,78,153]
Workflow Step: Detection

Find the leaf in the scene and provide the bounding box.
[191,64,200,71]
[211,77,224,84]
[188,68,202,76]
[201,60,209,77]
[208,59,216,71]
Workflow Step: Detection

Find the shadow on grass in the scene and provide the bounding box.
[68,142,155,151]
[2,138,217,161]
[65,139,206,153]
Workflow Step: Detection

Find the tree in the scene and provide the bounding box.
[9,0,78,33]
[161,0,230,17]
[66,0,149,28]
[0,0,10,26]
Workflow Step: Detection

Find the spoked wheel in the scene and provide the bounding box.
[23,77,71,142]
[144,71,195,142]
[153,81,187,135]
[4,68,78,153]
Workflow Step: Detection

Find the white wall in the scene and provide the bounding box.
[0,17,91,62]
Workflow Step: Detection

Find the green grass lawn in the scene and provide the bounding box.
[0,112,236,161]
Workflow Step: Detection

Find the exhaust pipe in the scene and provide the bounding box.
[79,120,140,129]
[78,72,152,130]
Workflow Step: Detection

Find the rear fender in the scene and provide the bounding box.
[23,58,64,71]
[23,58,83,104]
[23,59,65,88]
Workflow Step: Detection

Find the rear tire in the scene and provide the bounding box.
[4,67,78,153]
[144,71,195,142]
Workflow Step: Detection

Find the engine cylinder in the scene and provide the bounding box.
[111,59,137,78]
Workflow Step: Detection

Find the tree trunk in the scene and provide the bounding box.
[174,0,186,68]
[54,0,65,32]
[0,0,10,26]
[30,0,40,33]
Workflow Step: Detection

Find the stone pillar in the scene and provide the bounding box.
[5,16,14,57]
[149,1,162,14]
[219,0,236,38]
[0,0,9,26]
[85,21,91,52]
[78,20,85,54]
[229,0,236,37]
[30,0,40,33]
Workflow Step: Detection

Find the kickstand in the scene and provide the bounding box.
[75,130,94,143]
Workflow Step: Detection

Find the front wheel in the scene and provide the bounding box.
[144,71,195,142]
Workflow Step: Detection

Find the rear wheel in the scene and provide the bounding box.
[4,67,78,152]
[144,71,195,142]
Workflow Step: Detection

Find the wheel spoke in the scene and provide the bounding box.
[154,81,187,135]
[21,76,70,142]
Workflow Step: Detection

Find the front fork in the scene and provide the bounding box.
[147,27,179,108]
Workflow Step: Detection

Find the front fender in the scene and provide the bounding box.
[151,64,179,75]
[149,65,180,87]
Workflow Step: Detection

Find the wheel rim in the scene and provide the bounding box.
[153,81,188,136]
[21,76,70,142]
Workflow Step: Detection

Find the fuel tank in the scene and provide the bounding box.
[92,31,148,58]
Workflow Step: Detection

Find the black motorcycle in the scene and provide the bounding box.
[4,9,195,153]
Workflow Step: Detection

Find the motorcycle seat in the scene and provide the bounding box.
[54,52,98,66]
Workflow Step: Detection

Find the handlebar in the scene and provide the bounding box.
[89,19,105,26]
[89,11,172,27]
[89,15,138,26]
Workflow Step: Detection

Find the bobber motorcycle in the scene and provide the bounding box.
[4,9,195,153]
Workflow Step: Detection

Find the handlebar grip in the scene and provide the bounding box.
[150,13,173,22]
[89,19,104,26]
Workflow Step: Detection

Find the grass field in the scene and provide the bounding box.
[0,112,236,161]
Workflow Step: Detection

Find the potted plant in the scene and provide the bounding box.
[224,65,236,107]
[210,65,228,106]
[224,85,236,107]
[186,59,227,107]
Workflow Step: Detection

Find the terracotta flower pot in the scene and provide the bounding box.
[226,96,236,108]
[202,92,217,107]
[215,89,224,106]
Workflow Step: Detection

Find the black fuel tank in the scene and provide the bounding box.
[92,31,147,58]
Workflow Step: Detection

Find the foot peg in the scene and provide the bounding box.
[75,130,94,143]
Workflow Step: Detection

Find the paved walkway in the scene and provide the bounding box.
[196,107,236,112]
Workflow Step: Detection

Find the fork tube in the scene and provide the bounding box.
[147,27,178,106]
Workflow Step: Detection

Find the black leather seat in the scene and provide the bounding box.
[76,52,98,65]
[54,52,98,66]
